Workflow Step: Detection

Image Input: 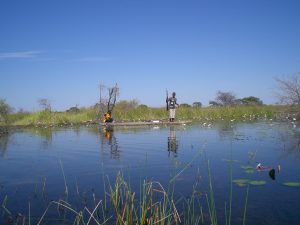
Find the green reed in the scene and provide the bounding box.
[5,105,295,127]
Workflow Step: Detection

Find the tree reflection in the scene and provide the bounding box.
[25,128,53,149]
[216,122,237,141]
[0,133,9,158]
[99,127,120,159]
[168,126,179,157]
[277,125,300,158]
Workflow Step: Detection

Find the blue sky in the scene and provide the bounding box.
[1,0,300,111]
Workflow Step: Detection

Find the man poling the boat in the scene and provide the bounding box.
[166,91,179,122]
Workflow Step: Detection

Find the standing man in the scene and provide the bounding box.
[166,92,179,122]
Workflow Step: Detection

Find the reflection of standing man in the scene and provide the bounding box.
[168,126,178,156]
[166,92,179,122]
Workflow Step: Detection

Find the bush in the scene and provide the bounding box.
[0,99,11,124]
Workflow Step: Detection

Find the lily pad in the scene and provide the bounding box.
[233,179,250,183]
[244,169,255,174]
[241,165,253,170]
[235,183,248,187]
[232,179,250,186]
[283,182,300,187]
[249,180,266,186]
[223,159,239,163]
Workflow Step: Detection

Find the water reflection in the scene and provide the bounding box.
[277,125,300,158]
[168,126,179,157]
[99,127,120,159]
[216,122,237,141]
[0,134,9,158]
[25,128,53,149]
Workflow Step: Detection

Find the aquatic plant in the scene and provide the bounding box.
[283,182,300,187]
[232,179,266,187]
[0,158,253,225]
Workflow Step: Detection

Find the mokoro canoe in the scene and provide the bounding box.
[99,120,192,127]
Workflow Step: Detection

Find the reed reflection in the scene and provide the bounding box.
[0,134,9,158]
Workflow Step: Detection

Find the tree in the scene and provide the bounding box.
[241,96,263,106]
[274,73,300,105]
[215,91,237,106]
[138,104,148,109]
[38,98,52,112]
[0,99,11,123]
[192,102,202,108]
[208,100,220,107]
[66,106,80,113]
[180,103,191,108]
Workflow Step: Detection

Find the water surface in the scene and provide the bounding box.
[0,121,299,224]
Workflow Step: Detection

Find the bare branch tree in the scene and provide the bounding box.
[215,91,237,106]
[274,73,300,105]
[98,83,119,115]
[38,98,51,112]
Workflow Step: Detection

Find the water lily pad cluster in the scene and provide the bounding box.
[241,165,255,174]
[232,179,266,187]
[283,182,300,187]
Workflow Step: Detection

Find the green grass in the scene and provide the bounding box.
[2,105,298,127]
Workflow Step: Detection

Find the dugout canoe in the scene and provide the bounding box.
[99,120,192,127]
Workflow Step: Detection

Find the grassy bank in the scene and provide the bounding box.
[2,105,299,127]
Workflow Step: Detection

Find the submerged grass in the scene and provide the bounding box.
[4,105,298,127]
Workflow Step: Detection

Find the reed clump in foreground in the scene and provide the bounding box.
[3,105,298,127]
[1,156,250,225]
[35,172,182,225]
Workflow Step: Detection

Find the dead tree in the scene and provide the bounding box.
[275,73,300,105]
[98,83,119,117]
[215,91,237,106]
[38,98,51,112]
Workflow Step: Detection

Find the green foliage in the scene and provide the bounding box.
[2,104,293,126]
[115,99,139,110]
[138,104,148,109]
[66,106,80,113]
[0,99,11,124]
[241,96,263,105]
[38,110,52,121]
[7,112,30,124]
[180,103,191,108]
[192,102,202,107]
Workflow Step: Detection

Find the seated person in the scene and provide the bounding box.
[102,111,114,123]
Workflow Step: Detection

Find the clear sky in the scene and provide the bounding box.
[1,0,300,111]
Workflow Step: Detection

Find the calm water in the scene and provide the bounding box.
[0,121,300,225]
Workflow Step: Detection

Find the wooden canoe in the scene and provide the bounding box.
[99,120,191,127]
